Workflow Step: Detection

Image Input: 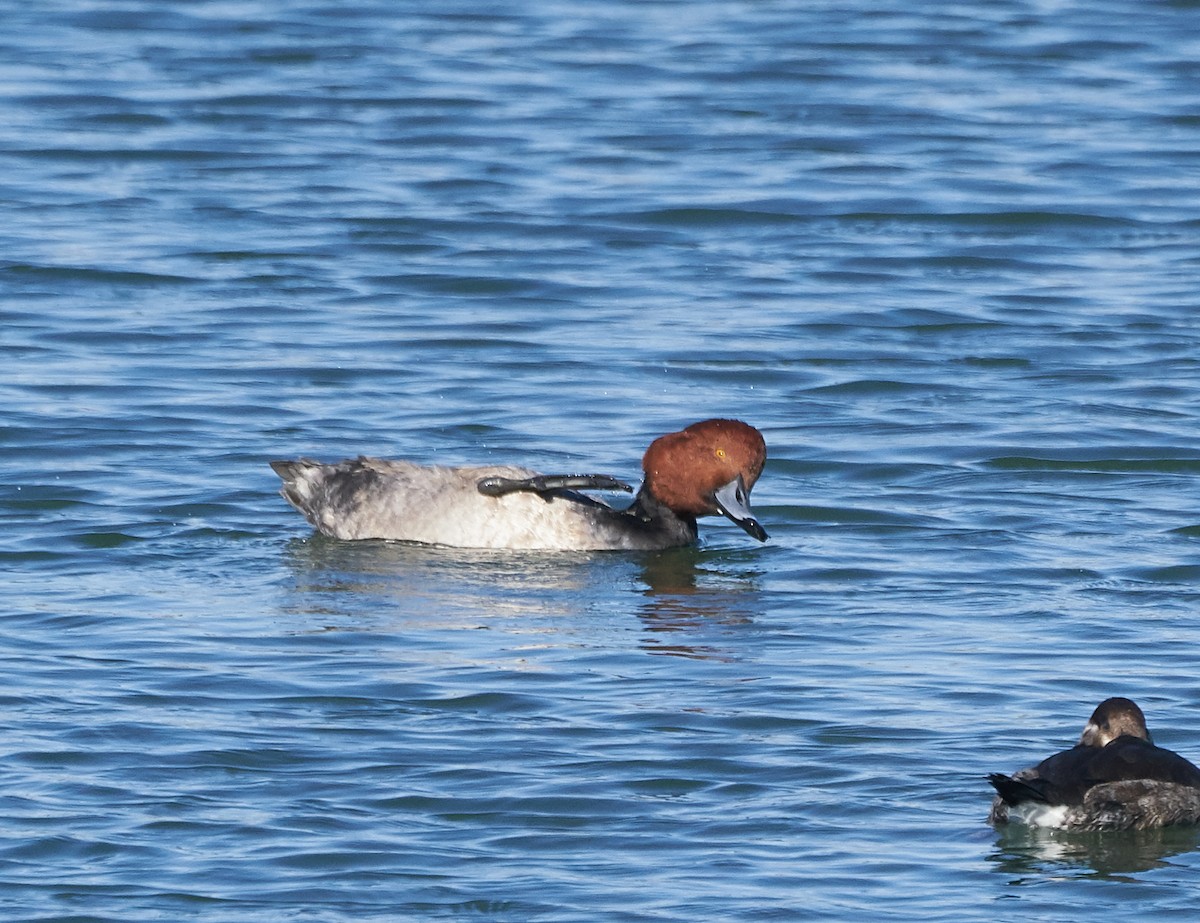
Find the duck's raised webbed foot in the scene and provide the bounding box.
[477,473,633,499]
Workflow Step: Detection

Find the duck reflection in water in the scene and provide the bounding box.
[277,535,766,664]
[989,823,1200,878]
[635,547,765,661]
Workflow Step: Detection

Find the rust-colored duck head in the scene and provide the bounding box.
[641,418,768,541]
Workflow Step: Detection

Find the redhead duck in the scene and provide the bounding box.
[270,418,768,551]
[988,697,1200,831]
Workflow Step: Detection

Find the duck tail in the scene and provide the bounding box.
[269,459,322,514]
[987,773,1049,806]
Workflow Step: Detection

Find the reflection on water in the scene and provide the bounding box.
[988,824,1200,879]
[636,547,766,660]
[277,535,767,661]
[280,534,632,593]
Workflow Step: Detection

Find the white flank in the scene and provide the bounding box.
[1009,801,1070,829]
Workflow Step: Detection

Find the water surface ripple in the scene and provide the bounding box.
[3,1,1200,920]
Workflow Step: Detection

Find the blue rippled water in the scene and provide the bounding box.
[4,1,1200,920]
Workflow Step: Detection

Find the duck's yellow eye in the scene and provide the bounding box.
[715,448,727,459]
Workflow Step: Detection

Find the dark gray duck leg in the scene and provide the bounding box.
[476,474,633,498]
